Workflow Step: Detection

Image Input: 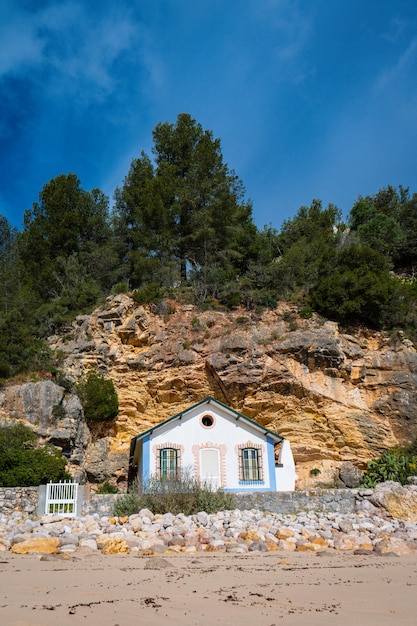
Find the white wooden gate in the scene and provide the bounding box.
[45,481,78,517]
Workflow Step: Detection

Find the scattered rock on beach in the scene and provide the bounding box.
[11,537,60,555]
[2,487,417,558]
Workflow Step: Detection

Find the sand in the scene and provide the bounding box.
[0,551,416,625]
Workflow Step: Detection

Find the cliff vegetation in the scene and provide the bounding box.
[1,114,417,487]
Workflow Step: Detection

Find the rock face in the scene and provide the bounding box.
[0,381,90,481]
[2,294,417,486]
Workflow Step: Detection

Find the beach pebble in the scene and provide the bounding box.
[1,504,417,556]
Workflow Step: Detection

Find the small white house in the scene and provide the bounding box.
[129,396,296,492]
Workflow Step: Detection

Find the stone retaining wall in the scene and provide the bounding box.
[0,487,39,516]
[1,487,374,518]
[82,492,120,516]
[234,489,361,515]
[82,488,372,517]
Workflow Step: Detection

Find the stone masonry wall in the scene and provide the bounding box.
[0,487,39,516]
[0,487,373,518]
[83,488,368,517]
[82,493,120,516]
[234,489,360,515]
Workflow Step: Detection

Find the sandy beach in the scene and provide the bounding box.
[0,551,415,625]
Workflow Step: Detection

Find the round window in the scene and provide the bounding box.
[201,415,214,428]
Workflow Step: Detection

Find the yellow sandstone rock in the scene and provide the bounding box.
[101,539,130,554]
[12,537,60,555]
[334,535,359,551]
[37,296,417,483]
[239,531,260,541]
[278,539,296,551]
[276,527,294,540]
[296,542,323,552]
[374,538,412,556]
[310,536,328,547]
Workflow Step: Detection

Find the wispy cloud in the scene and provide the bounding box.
[0,1,146,104]
[1,0,416,230]
[373,37,417,92]
[0,1,45,75]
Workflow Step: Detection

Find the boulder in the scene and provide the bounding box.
[12,537,60,554]
[101,539,129,554]
[339,462,362,488]
[374,537,413,556]
[370,481,417,522]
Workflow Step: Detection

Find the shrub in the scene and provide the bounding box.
[191,316,202,329]
[0,361,10,379]
[132,283,164,305]
[299,305,313,319]
[114,491,140,517]
[56,371,75,392]
[361,445,417,487]
[52,403,66,421]
[0,423,70,486]
[115,473,236,517]
[97,481,119,494]
[77,369,118,423]
[111,281,130,295]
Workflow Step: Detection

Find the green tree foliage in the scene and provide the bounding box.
[349,191,404,259]
[396,191,417,268]
[0,311,52,379]
[77,370,119,423]
[2,115,417,383]
[311,245,400,327]
[0,215,21,316]
[19,174,117,322]
[348,185,417,268]
[113,113,255,294]
[270,200,342,298]
[0,423,70,486]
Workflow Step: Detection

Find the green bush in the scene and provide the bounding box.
[299,305,313,319]
[361,445,417,487]
[115,473,236,517]
[191,316,202,329]
[77,369,118,423]
[111,281,130,295]
[97,480,119,494]
[52,403,66,421]
[0,423,70,486]
[114,491,140,517]
[132,283,164,305]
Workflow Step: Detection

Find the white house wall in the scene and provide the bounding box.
[141,405,277,491]
[275,439,296,491]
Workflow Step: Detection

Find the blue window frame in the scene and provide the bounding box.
[241,448,261,481]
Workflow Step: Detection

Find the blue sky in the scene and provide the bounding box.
[1,0,416,231]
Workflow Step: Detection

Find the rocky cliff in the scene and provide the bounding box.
[2,294,417,488]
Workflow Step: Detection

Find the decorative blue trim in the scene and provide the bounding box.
[142,434,151,483]
[238,481,265,486]
[267,436,276,491]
